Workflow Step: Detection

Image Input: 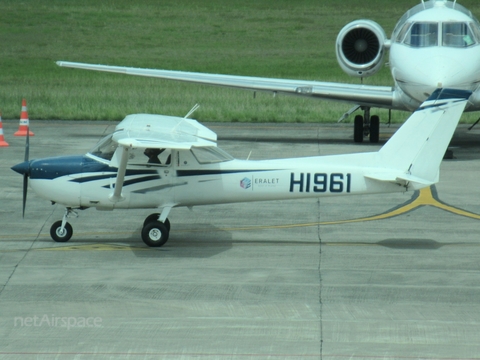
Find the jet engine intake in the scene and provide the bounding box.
[336,20,389,78]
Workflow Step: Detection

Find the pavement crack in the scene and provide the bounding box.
[317,198,323,360]
[317,125,324,360]
[0,206,56,298]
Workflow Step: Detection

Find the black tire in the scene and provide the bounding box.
[143,213,160,227]
[50,221,73,242]
[354,115,364,143]
[142,221,169,247]
[143,214,170,231]
[370,115,380,143]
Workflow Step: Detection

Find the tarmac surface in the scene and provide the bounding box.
[1,119,480,359]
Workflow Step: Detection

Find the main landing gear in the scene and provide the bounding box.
[49,207,172,247]
[141,213,171,247]
[353,107,380,143]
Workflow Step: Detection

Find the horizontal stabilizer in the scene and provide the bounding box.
[365,172,434,187]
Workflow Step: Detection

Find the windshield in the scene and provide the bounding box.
[404,22,438,47]
[442,22,476,47]
[89,134,117,161]
[191,146,234,164]
[400,21,478,48]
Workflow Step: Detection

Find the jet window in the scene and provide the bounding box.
[442,22,477,47]
[395,22,412,43]
[190,146,234,164]
[404,22,438,47]
[471,23,480,44]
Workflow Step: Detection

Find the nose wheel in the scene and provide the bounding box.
[50,220,73,242]
[50,208,77,242]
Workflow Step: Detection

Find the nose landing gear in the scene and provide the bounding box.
[50,208,77,242]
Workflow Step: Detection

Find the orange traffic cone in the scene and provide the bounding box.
[14,99,34,137]
[0,113,9,147]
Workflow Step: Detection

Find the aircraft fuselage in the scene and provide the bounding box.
[24,150,404,212]
[389,1,480,110]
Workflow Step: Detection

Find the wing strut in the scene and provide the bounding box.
[109,146,129,202]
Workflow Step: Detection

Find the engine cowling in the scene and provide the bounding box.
[336,20,389,78]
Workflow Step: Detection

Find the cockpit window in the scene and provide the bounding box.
[395,22,412,43]
[404,22,438,47]
[89,134,117,161]
[400,21,479,48]
[191,146,234,164]
[442,22,476,47]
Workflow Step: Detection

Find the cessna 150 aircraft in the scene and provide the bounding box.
[11,89,470,247]
[57,0,480,143]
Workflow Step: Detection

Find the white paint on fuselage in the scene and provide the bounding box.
[390,1,480,109]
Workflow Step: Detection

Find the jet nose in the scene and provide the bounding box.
[11,161,31,176]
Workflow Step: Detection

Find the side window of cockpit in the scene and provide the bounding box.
[395,22,411,43]
[443,22,476,47]
[143,148,171,166]
[405,23,438,47]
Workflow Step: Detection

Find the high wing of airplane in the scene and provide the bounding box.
[56,0,480,143]
[11,89,471,247]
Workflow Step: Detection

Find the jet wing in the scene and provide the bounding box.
[57,61,396,109]
[112,113,217,151]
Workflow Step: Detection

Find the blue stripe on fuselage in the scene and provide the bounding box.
[29,155,158,181]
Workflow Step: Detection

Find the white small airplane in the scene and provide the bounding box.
[56,0,480,143]
[11,89,470,247]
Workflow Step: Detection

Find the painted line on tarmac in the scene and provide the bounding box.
[1,186,478,251]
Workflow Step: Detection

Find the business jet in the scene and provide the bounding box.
[11,89,470,247]
[57,0,480,143]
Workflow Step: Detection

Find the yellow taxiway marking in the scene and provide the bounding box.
[2,187,478,251]
[319,185,480,225]
[203,186,480,230]
[37,243,148,251]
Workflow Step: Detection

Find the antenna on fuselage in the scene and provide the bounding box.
[171,104,201,135]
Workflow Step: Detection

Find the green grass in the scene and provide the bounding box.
[0,0,479,123]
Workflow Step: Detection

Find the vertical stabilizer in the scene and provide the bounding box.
[370,89,470,186]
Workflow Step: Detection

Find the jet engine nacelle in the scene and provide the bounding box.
[336,20,389,78]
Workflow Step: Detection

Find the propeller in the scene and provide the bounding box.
[11,126,31,218]
[22,128,30,217]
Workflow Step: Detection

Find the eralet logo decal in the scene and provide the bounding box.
[240,177,252,189]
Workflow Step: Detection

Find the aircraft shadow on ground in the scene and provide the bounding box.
[376,238,445,250]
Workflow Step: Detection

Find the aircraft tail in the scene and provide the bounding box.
[366,89,471,188]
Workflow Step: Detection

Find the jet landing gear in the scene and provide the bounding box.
[353,107,380,143]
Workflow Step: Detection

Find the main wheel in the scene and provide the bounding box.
[370,115,380,143]
[354,115,364,143]
[143,214,170,231]
[142,221,169,247]
[50,221,73,242]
